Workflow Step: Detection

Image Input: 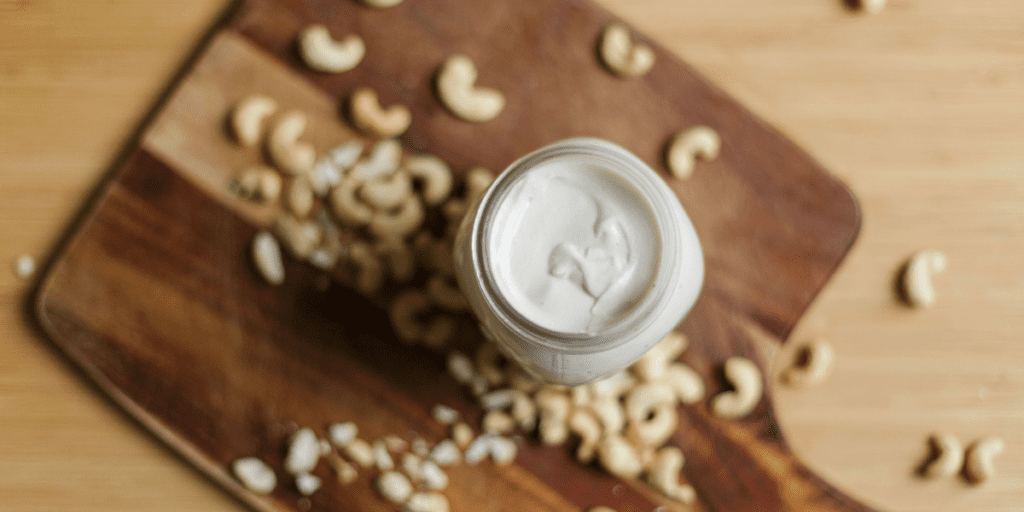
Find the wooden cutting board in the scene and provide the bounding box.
[33,0,866,511]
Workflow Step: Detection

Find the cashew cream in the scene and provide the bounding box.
[489,160,659,333]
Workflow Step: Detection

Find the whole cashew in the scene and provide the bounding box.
[568,409,602,463]
[268,111,316,175]
[298,24,365,73]
[286,176,315,218]
[901,250,946,308]
[921,431,964,479]
[274,214,321,258]
[231,165,282,203]
[251,230,285,285]
[965,436,1004,484]
[781,339,834,387]
[661,363,705,404]
[586,396,626,435]
[350,139,402,181]
[369,196,425,239]
[350,87,411,138]
[349,242,384,295]
[360,169,413,210]
[535,389,571,445]
[625,382,678,447]
[328,140,364,171]
[646,446,696,503]
[404,154,453,205]
[330,177,373,226]
[231,95,277,146]
[710,357,763,419]
[666,126,720,180]
[599,23,655,78]
[436,55,505,122]
[596,434,644,479]
[631,331,687,381]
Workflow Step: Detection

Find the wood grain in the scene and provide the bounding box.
[2,1,1023,512]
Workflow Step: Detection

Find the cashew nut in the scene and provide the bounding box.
[274,214,321,258]
[436,55,505,122]
[511,390,537,431]
[632,331,687,381]
[568,409,601,463]
[232,457,277,494]
[375,239,416,283]
[389,289,431,343]
[360,169,413,211]
[268,110,316,175]
[586,396,626,435]
[451,422,474,449]
[328,454,358,484]
[426,275,467,310]
[350,87,411,138]
[344,438,375,468]
[252,230,285,285]
[901,250,946,308]
[661,363,705,404]
[231,95,277,146]
[284,428,321,474]
[375,471,413,504]
[597,434,644,478]
[646,446,695,503]
[358,0,403,7]
[965,436,1004,484]
[535,389,571,445]
[404,154,453,205]
[921,431,964,479]
[309,158,343,196]
[349,242,384,295]
[666,126,720,180]
[482,410,515,434]
[405,492,450,512]
[286,176,315,217]
[781,339,834,387]
[369,195,425,239]
[328,140,364,170]
[330,177,374,226]
[588,371,636,399]
[328,422,358,447]
[625,382,678,447]
[373,439,395,471]
[465,166,495,202]
[446,351,476,384]
[599,23,654,78]
[479,389,516,411]
[429,439,461,466]
[298,24,365,73]
[710,357,763,419]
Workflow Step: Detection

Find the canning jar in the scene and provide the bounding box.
[453,138,703,385]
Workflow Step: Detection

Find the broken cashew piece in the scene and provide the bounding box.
[369,196,425,239]
[599,23,654,77]
[298,24,365,73]
[350,87,411,138]
[710,357,763,419]
[921,432,964,479]
[252,231,285,285]
[268,111,316,175]
[902,250,946,308]
[666,126,720,180]
[965,436,1004,484]
[231,95,277,146]
[781,339,834,387]
[404,154,453,205]
[436,55,505,122]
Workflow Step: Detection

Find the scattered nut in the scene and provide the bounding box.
[965,436,1005,484]
[309,158,343,196]
[369,195,425,239]
[274,214,321,259]
[429,439,461,466]
[536,389,571,445]
[286,176,315,217]
[404,492,450,512]
[901,250,947,308]
[328,422,358,447]
[625,382,678,447]
[510,390,538,431]
[400,452,423,481]
[384,435,409,453]
[426,275,467,310]
[298,24,365,73]
[328,454,359,484]
[710,357,763,419]
[349,242,385,295]
[343,438,375,468]
[646,446,695,503]
[418,459,449,490]
[432,404,459,425]
[482,410,515,434]
[666,126,720,180]
[447,352,476,384]
[373,439,396,471]
[436,55,505,122]
[597,434,644,478]
[285,428,321,475]
[589,371,635,399]
[587,396,626,435]
[295,472,322,495]
[361,169,414,210]
[252,230,285,285]
[781,339,834,387]
[232,457,277,494]
[451,422,474,449]
[350,139,402,181]
[268,110,316,175]
[404,154,453,205]
[599,23,654,77]
[231,166,282,203]
[411,438,430,458]
[661,363,705,404]
[350,87,411,138]
[330,178,374,226]
[479,389,516,411]
[389,289,431,343]
[921,431,964,479]
[632,331,687,381]
[375,471,414,504]
[488,436,517,465]
[328,140,364,171]
[464,167,495,202]
[231,95,278,146]
[568,409,601,463]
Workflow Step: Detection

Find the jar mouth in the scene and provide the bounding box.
[471,138,687,354]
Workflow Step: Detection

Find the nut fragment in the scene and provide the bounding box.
[404,154,453,205]
[350,87,411,138]
[482,410,515,434]
[965,436,1004,484]
[666,126,720,180]
[286,176,315,217]
[231,95,278,146]
[781,340,834,387]
[489,436,518,465]
[252,230,285,285]
[710,357,763,419]
[268,110,316,175]
[400,452,423,481]
[375,471,414,504]
[432,404,459,425]
[429,439,461,466]
[298,24,365,73]
[901,250,946,308]
[597,434,644,478]
[451,422,474,449]
[446,352,475,384]
[232,166,282,203]
[418,460,449,490]
[328,454,359,484]
[510,390,537,431]
[921,431,964,479]
[373,439,396,471]
[295,472,321,495]
[646,446,695,503]
[285,428,321,474]
[436,55,505,122]
[232,457,277,494]
[599,23,654,77]
[343,438,375,468]
[328,422,358,447]
[479,389,516,411]
[404,492,450,512]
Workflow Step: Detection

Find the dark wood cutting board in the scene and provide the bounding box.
[34,0,869,511]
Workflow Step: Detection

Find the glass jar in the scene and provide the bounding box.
[453,138,704,385]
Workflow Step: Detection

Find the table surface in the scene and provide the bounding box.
[1,1,1022,511]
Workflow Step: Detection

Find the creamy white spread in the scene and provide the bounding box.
[488,159,659,333]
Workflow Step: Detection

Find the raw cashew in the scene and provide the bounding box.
[274,214,321,258]
[404,154,453,205]
[232,457,277,494]
[632,331,687,381]
[231,95,278,146]
[482,410,515,434]
[597,434,644,478]
[298,24,365,73]
[369,196,425,239]
[902,250,946,308]
[511,390,537,431]
[646,446,695,503]
[405,492,450,512]
[268,110,316,175]
[710,357,763,419]
[436,55,505,122]
[231,166,283,203]
[361,169,413,210]
[286,176,315,217]
[965,436,1004,484]
[535,389,571,445]
[350,87,411,138]
[330,178,374,226]
[328,140,364,170]
[568,409,601,463]
[625,383,678,447]
[375,471,413,504]
[661,363,705,404]
[781,340,834,387]
[921,431,964,479]
[587,396,626,435]
[350,139,403,181]
[465,167,495,201]
[349,242,384,295]
[666,126,720,180]
[599,23,654,78]
[451,422,474,449]
[426,275,467,310]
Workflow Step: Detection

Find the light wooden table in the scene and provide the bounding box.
[1,1,1022,511]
